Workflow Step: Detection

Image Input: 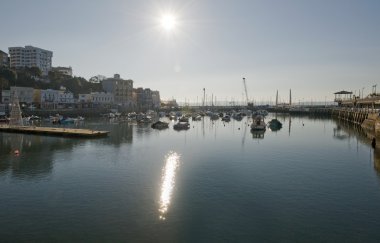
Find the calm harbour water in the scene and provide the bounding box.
[1,114,380,242]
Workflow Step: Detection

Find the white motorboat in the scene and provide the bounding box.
[251,115,266,131]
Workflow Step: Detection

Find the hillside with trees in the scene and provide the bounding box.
[0,67,103,97]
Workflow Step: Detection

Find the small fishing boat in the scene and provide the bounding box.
[179,116,189,122]
[29,115,41,121]
[210,113,219,120]
[251,115,266,131]
[173,122,190,130]
[151,121,169,129]
[221,115,231,122]
[60,117,75,124]
[192,114,202,121]
[232,112,243,121]
[137,115,152,124]
[268,119,282,131]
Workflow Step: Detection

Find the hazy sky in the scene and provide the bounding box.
[1,0,379,103]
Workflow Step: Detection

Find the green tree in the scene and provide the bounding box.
[29,67,42,77]
[0,67,16,87]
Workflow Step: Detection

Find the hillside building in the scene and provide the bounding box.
[52,66,72,76]
[8,45,53,75]
[102,74,134,107]
[0,50,9,67]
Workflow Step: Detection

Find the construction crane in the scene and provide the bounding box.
[243,78,253,108]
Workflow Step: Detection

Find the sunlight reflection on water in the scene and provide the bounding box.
[159,151,180,220]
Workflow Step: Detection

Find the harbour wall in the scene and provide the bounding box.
[331,108,380,138]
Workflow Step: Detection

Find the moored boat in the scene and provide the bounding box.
[179,116,189,122]
[268,119,282,131]
[60,117,75,124]
[221,115,231,122]
[232,112,243,121]
[251,115,266,131]
[151,121,169,129]
[210,113,219,120]
[173,122,190,130]
[192,114,202,121]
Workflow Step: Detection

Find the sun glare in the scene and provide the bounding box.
[160,14,177,32]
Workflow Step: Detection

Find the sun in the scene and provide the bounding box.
[160,14,177,32]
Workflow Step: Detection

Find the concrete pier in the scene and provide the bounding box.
[332,108,380,138]
[0,125,109,138]
[331,108,370,125]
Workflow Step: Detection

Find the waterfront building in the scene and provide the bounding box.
[58,89,75,105]
[78,92,114,108]
[52,66,72,77]
[8,45,53,75]
[78,94,92,103]
[10,86,34,104]
[91,92,114,105]
[102,74,134,107]
[0,50,9,67]
[0,104,6,115]
[78,93,93,108]
[134,87,144,110]
[133,88,160,110]
[143,88,153,110]
[33,89,41,108]
[41,89,59,109]
[152,91,161,109]
[1,90,10,104]
[41,89,59,103]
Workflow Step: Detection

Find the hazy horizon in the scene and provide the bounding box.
[1,0,379,102]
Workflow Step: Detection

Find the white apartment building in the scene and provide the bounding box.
[10,86,34,104]
[91,92,114,104]
[8,45,53,75]
[78,94,92,103]
[41,89,59,103]
[40,89,59,109]
[58,90,74,104]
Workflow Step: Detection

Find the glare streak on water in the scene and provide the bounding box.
[159,151,180,220]
[0,115,380,242]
